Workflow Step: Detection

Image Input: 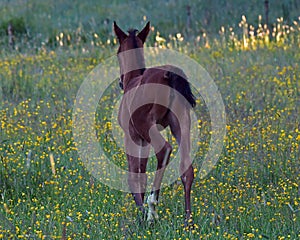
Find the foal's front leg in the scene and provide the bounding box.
[125,135,150,215]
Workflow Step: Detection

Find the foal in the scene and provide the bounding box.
[114,21,196,224]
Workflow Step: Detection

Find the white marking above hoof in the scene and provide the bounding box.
[147,193,159,221]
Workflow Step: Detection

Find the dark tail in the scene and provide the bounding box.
[166,70,196,108]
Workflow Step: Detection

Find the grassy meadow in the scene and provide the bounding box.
[0,0,300,239]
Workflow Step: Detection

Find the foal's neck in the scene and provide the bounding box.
[120,48,146,90]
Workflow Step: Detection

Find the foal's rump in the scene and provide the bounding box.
[144,65,196,108]
[118,65,196,136]
[164,67,196,108]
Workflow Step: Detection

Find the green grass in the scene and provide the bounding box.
[1,0,300,239]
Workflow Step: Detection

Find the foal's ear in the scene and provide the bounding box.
[137,21,150,43]
[113,21,127,44]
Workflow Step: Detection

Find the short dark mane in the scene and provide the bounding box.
[127,29,139,48]
[127,29,138,35]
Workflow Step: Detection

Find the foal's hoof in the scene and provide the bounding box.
[135,208,147,226]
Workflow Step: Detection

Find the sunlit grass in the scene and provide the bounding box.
[0,2,300,239]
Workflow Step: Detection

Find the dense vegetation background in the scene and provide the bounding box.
[0,0,299,239]
[0,0,299,50]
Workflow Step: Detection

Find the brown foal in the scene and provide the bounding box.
[114,21,196,225]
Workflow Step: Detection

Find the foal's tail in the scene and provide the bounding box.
[166,69,196,108]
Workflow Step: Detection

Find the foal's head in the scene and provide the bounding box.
[113,21,150,53]
[113,21,150,89]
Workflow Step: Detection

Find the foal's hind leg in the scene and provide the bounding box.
[169,110,194,225]
[146,125,172,222]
